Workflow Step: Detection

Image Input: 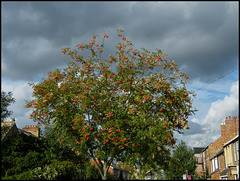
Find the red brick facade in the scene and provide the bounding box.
[90,159,130,180]
[221,116,239,137]
[202,116,239,180]
[22,125,40,138]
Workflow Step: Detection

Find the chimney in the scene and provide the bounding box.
[221,116,239,136]
[10,118,15,122]
[22,125,40,138]
[221,119,226,136]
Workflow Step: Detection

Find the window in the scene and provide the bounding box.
[221,176,228,180]
[215,157,219,170]
[212,159,215,172]
[195,157,198,163]
[234,143,237,162]
[237,141,239,161]
[218,157,220,169]
[212,157,219,172]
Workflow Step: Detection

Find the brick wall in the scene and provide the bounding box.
[203,116,239,180]
[195,153,204,177]
[221,116,239,136]
[22,125,40,138]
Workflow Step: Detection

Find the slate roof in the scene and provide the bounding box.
[193,147,205,154]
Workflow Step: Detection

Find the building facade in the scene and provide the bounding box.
[22,125,40,137]
[200,116,239,180]
[194,147,205,177]
[1,118,18,144]
[90,159,130,180]
[1,118,41,145]
[221,135,239,180]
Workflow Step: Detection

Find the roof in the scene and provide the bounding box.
[202,145,209,152]
[224,135,239,147]
[193,147,205,154]
[18,129,39,138]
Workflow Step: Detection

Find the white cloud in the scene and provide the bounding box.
[178,80,239,147]
[2,80,36,129]
[201,80,238,128]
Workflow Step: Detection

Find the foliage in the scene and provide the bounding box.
[1,132,47,178]
[1,129,86,180]
[31,161,79,180]
[1,124,11,138]
[2,161,79,180]
[83,161,102,180]
[1,90,15,122]
[164,141,198,180]
[43,125,88,165]
[1,169,35,180]
[26,29,197,179]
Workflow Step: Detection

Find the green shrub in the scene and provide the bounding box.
[2,170,35,180]
[3,161,79,180]
[32,161,79,180]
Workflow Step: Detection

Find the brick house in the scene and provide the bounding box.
[109,162,130,180]
[1,118,40,145]
[194,147,205,177]
[1,118,18,144]
[201,116,239,180]
[220,135,239,180]
[90,159,130,180]
[22,124,40,138]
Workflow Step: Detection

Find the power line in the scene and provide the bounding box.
[195,67,239,92]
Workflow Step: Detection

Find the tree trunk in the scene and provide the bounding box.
[102,162,109,180]
[91,156,112,180]
[102,172,107,180]
[138,164,142,180]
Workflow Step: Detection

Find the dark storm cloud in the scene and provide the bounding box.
[2,2,238,82]
[126,2,239,82]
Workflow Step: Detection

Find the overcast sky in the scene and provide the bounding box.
[1,1,239,148]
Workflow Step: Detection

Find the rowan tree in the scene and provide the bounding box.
[26,29,196,180]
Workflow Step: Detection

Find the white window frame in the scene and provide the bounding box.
[234,143,237,162]
[212,157,219,172]
[212,159,215,172]
[215,157,218,170]
[237,141,239,161]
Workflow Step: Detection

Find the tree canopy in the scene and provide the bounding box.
[1,126,91,180]
[26,29,196,179]
[1,90,15,122]
[165,141,198,180]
